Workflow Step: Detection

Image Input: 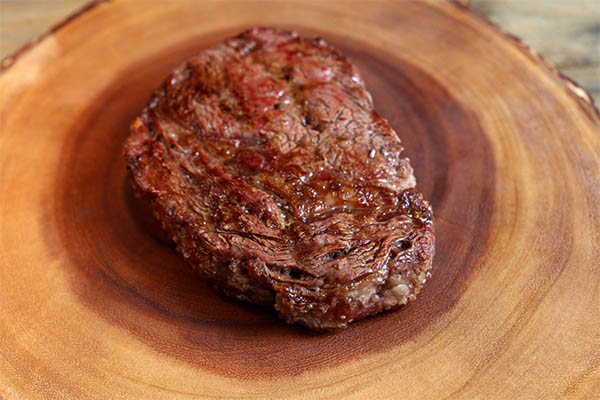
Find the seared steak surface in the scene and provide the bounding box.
[124,28,434,330]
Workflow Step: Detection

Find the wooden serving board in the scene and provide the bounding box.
[1,1,598,398]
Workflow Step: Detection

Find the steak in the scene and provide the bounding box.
[123,27,435,330]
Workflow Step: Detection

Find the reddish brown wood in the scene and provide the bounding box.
[1,1,598,398]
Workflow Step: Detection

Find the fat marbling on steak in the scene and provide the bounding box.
[123,28,435,330]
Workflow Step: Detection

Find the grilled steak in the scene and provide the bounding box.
[123,28,435,330]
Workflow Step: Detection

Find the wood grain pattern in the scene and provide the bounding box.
[470,0,600,103]
[3,0,599,103]
[0,0,599,398]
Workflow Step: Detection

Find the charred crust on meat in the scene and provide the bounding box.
[123,27,435,330]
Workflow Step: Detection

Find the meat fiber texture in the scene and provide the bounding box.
[123,28,435,330]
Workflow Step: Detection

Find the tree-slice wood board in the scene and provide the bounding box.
[1,1,599,398]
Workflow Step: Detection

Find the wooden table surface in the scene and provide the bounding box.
[1,0,599,102]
